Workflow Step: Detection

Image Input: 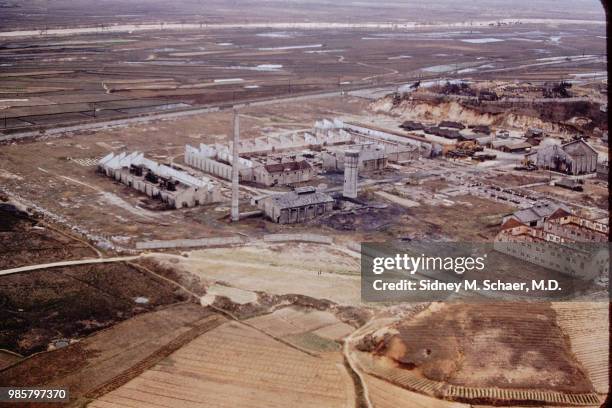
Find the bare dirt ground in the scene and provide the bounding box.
[366,374,468,408]
[247,306,354,352]
[0,203,98,269]
[396,194,515,241]
[0,351,20,371]
[148,242,362,305]
[357,302,595,394]
[532,179,609,210]
[482,172,550,187]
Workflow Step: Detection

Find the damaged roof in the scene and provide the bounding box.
[510,202,571,224]
[269,189,334,210]
[264,160,312,173]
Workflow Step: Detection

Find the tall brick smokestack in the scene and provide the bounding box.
[231,110,240,222]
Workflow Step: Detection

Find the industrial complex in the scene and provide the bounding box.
[0,1,608,408]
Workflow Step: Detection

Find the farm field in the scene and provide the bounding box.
[0,304,224,406]
[0,21,605,133]
[88,321,355,408]
[552,302,609,395]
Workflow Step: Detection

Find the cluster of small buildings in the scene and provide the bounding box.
[495,204,608,279]
[98,151,219,209]
[500,202,608,242]
[401,116,602,175]
[401,119,492,143]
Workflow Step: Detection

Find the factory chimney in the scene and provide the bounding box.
[231,110,240,222]
[343,150,359,199]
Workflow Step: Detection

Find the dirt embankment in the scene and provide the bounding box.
[371,93,607,136]
[357,302,594,394]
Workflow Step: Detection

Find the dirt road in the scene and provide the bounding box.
[0,256,140,276]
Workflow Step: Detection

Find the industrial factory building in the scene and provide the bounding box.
[253,160,314,186]
[185,143,254,181]
[322,144,388,172]
[185,143,313,186]
[98,151,219,209]
[525,139,598,175]
[254,187,334,224]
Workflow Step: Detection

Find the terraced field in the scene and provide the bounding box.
[553,302,609,395]
[355,352,602,406]
[365,374,468,408]
[89,321,354,408]
[350,302,606,406]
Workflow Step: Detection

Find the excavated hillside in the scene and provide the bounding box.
[371,92,607,136]
[356,302,593,393]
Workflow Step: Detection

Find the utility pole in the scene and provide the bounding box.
[231,110,240,222]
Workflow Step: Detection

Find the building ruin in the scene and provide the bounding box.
[184,118,421,188]
[254,160,315,186]
[253,187,334,224]
[322,143,387,172]
[98,151,219,209]
[185,143,254,181]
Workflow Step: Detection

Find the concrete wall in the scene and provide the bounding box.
[136,236,246,249]
[185,144,256,182]
[493,240,608,280]
[185,149,233,180]
[274,201,334,224]
[263,234,333,244]
[231,128,351,155]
